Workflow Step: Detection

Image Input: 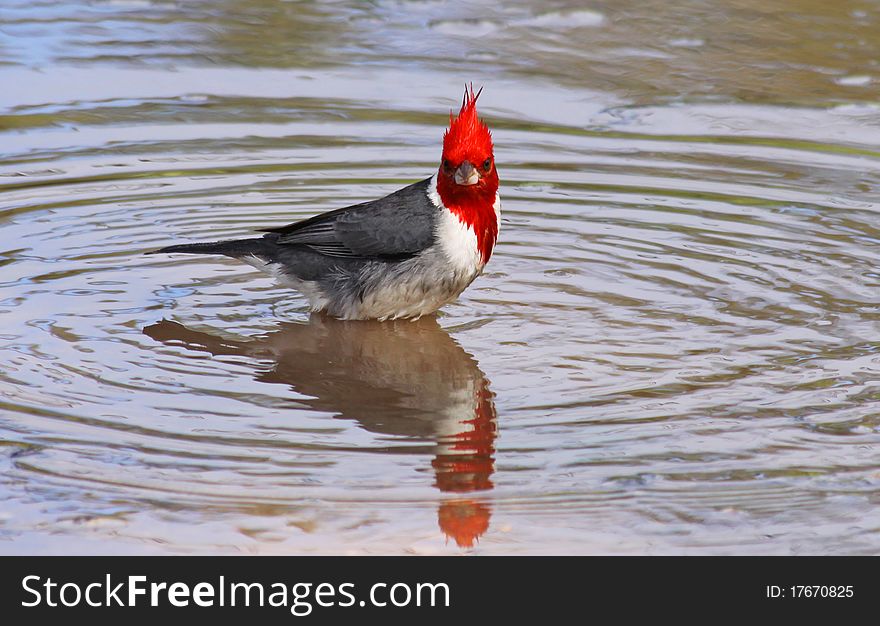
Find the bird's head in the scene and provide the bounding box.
[437,85,498,207]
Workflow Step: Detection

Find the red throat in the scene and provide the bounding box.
[436,85,499,264]
[435,176,498,264]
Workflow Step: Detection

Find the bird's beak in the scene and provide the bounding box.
[454,161,480,186]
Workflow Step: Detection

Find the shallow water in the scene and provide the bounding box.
[2,0,880,554]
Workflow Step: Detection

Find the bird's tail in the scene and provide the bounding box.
[146,237,275,258]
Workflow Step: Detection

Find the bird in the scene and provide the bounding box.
[148,85,500,321]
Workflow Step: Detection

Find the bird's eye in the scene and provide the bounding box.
[442,159,452,170]
[482,158,492,170]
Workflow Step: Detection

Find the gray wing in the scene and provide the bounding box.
[262,178,438,259]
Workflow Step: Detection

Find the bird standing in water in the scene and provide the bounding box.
[149,85,500,320]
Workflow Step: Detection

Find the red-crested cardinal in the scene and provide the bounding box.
[149,85,500,320]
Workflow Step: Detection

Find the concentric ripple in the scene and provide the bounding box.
[2,1,880,554]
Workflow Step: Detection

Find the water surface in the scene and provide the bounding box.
[2,0,880,554]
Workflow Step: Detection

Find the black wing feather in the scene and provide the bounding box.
[262,178,437,260]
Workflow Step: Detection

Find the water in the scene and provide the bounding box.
[1,0,880,554]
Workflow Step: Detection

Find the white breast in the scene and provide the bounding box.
[436,208,482,274]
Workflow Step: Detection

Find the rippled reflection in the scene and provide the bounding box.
[144,316,497,548]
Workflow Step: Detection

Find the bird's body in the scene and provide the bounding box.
[150,87,499,320]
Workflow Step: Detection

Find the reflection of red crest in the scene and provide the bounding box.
[433,382,496,547]
[438,499,492,549]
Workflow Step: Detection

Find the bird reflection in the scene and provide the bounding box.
[144,316,497,548]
